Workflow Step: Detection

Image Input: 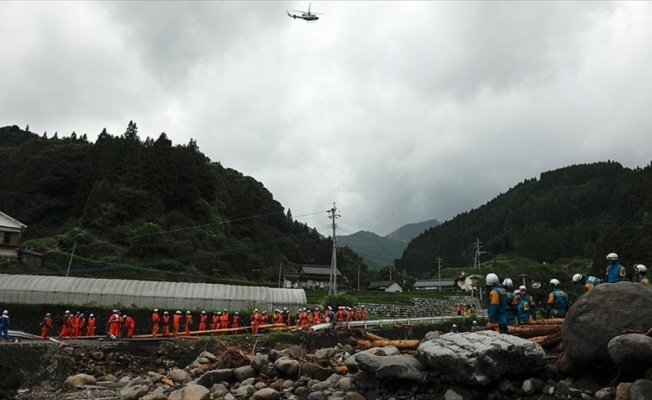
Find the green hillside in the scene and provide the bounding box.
[396,161,652,279]
[0,124,370,285]
[385,219,441,242]
[337,231,406,270]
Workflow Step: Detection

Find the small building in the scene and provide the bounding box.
[456,273,483,292]
[283,264,343,289]
[413,279,457,291]
[0,211,27,260]
[367,280,403,292]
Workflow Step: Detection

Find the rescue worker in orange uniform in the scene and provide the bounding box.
[151,309,160,336]
[212,311,222,330]
[59,310,71,338]
[251,309,261,334]
[220,309,229,329]
[354,308,361,321]
[86,313,96,336]
[77,313,86,336]
[199,311,208,331]
[184,311,193,336]
[161,311,170,336]
[173,311,182,337]
[361,306,369,320]
[232,312,240,328]
[314,308,322,324]
[123,314,136,338]
[299,308,309,326]
[41,313,52,340]
[107,310,122,338]
[336,306,346,322]
[70,312,80,337]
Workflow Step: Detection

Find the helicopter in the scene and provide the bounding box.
[287,3,320,21]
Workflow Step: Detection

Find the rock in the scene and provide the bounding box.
[314,348,337,359]
[234,384,256,398]
[344,393,366,400]
[308,392,327,400]
[302,362,334,381]
[354,353,425,382]
[199,351,216,362]
[251,387,280,400]
[251,354,270,372]
[336,376,352,392]
[344,345,401,370]
[630,379,652,400]
[101,374,118,382]
[224,394,237,400]
[594,387,614,400]
[563,283,652,366]
[168,368,192,383]
[120,384,149,400]
[234,365,257,381]
[195,357,210,364]
[608,334,652,371]
[417,330,546,386]
[423,330,441,341]
[616,382,632,400]
[142,386,168,400]
[197,368,235,387]
[521,379,537,396]
[62,373,97,391]
[274,357,301,378]
[179,384,210,400]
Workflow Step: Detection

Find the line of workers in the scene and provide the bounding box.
[39,305,370,340]
[486,252,650,334]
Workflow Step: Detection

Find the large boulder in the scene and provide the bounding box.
[417,330,546,386]
[354,353,426,382]
[608,334,652,370]
[562,282,652,365]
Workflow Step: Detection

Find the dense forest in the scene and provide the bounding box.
[0,124,369,286]
[396,161,652,279]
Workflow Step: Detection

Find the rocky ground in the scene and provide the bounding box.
[7,327,647,400]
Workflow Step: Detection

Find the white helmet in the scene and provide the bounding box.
[550,279,560,287]
[519,285,527,291]
[606,252,618,261]
[472,320,478,325]
[502,278,513,288]
[452,324,457,328]
[635,264,648,273]
[486,273,499,285]
[572,274,583,283]
[514,290,521,295]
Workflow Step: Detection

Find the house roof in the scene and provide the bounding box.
[0,211,27,232]
[300,265,341,276]
[413,279,456,288]
[367,280,401,290]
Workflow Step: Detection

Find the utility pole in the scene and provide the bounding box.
[327,203,340,296]
[65,242,77,277]
[473,239,486,269]
[437,256,443,292]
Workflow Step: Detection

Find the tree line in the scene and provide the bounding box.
[0,124,369,286]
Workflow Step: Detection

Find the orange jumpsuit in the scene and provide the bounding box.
[199,313,208,331]
[107,313,122,337]
[41,315,52,340]
[59,313,72,337]
[77,315,86,336]
[173,313,181,337]
[313,310,321,324]
[361,308,369,320]
[86,316,96,336]
[251,311,261,334]
[151,311,160,336]
[211,313,219,330]
[162,314,170,336]
[184,314,193,336]
[232,314,239,328]
[220,312,229,329]
[124,316,136,337]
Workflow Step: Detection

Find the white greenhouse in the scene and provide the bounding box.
[0,274,307,311]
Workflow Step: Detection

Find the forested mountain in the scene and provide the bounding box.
[337,219,440,270]
[385,219,441,242]
[396,161,652,279]
[0,124,369,285]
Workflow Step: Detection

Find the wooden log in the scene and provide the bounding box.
[354,339,421,351]
[526,318,564,325]
[507,325,561,338]
[334,365,348,375]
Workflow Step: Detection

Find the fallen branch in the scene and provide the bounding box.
[352,338,421,351]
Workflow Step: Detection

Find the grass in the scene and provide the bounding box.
[305,288,464,306]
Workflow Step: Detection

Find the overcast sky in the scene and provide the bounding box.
[3,1,652,237]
